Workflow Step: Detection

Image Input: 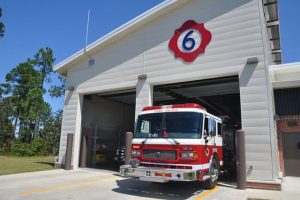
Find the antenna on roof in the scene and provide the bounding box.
[84,9,95,66]
[84,9,90,53]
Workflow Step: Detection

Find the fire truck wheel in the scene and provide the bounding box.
[203,157,219,189]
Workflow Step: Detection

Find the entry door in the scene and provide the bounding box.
[283,133,300,176]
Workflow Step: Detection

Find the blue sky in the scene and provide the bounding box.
[0,0,163,111]
[0,0,299,112]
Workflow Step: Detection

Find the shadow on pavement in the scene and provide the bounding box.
[218,172,237,189]
[35,162,55,167]
[112,178,205,200]
[90,162,120,172]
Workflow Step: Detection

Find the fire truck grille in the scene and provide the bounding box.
[143,149,177,160]
[140,163,192,169]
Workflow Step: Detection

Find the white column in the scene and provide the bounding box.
[72,94,83,170]
[135,79,153,119]
[239,60,277,181]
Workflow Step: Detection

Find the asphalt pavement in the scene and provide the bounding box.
[0,169,299,200]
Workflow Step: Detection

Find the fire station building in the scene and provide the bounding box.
[54,0,300,189]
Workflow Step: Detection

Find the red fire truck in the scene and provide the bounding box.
[120,103,223,189]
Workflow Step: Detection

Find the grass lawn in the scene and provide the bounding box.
[0,156,55,176]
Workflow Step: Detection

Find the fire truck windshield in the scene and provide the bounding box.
[135,112,203,139]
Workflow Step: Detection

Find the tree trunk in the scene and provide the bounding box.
[14,115,18,134]
[34,116,39,139]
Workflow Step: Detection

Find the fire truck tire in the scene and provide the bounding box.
[203,157,220,189]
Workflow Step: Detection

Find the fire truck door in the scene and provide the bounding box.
[204,116,216,162]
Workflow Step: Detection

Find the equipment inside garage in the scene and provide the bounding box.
[79,89,136,170]
[153,75,241,177]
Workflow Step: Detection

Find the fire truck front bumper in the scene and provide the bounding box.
[120,165,202,183]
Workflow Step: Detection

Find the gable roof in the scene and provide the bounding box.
[54,0,189,75]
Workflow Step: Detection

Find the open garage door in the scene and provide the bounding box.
[153,76,241,129]
[80,89,136,170]
[153,76,241,177]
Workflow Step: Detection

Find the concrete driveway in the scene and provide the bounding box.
[0,169,299,200]
[0,169,232,200]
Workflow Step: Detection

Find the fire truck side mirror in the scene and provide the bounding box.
[205,138,208,144]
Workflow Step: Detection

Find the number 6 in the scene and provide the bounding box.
[182,30,196,51]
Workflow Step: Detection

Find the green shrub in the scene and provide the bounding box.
[31,138,48,156]
[10,141,33,156]
[0,147,10,156]
[10,139,48,156]
[0,141,12,156]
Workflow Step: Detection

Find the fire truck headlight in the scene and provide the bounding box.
[130,158,140,168]
[131,150,141,156]
[181,152,194,159]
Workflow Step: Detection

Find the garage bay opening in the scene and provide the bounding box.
[153,76,241,179]
[79,89,136,170]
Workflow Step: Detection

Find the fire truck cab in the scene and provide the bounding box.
[120,103,222,189]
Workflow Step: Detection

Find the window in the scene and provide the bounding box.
[204,117,216,137]
[208,118,216,136]
[135,112,203,139]
[204,117,209,137]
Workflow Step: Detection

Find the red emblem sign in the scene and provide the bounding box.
[168,20,212,62]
